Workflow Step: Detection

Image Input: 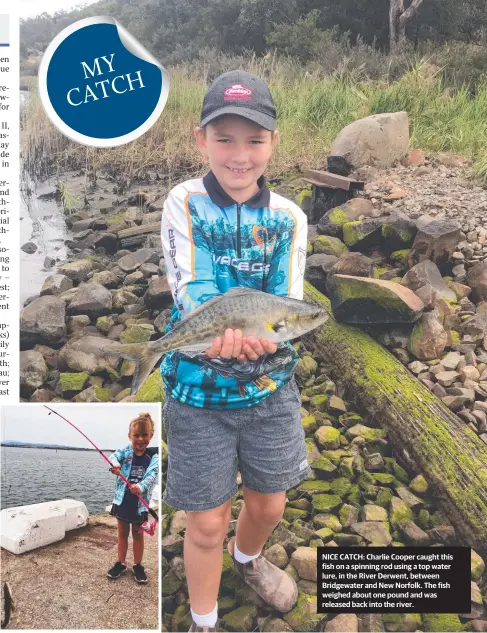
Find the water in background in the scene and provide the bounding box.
[1,446,117,514]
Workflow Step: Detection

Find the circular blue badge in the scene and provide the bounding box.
[38,17,170,147]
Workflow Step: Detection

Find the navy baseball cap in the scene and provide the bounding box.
[200,70,277,131]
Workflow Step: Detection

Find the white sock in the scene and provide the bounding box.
[191,603,218,628]
[234,541,261,564]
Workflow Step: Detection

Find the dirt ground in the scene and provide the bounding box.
[1,515,158,630]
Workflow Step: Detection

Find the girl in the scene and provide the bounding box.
[107,412,159,584]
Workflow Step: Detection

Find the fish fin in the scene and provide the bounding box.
[253,375,278,391]
[224,286,263,297]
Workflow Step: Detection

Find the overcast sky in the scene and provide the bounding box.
[1,404,161,450]
[20,0,99,19]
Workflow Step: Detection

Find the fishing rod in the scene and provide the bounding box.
[43,406,158,536]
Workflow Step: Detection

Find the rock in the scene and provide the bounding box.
[263,544,289,569]
[144,277,173,309]
[118,248,157,273]
[314,426,340,450]
[161,534,184,557]
[471,550,485,582]
[221,606,258,632]
[20,351,48,394]
[468,262,487,303]
[21,242,38,254]
[409,149,425,166]
[407,309,448,361]
[436,370,460,387]
[330,111,409,168]
[262,618,294,632]
[312,494,342,513]
[382,613,421,632]
[407,219,461,271]
[396,486,424,510]
[409,474,429,495]
[58,259,93,283]
[422,614,463,632]
[91,270,120,288]
[332,252,374,277]
[283,593,319,632]
[58,372,89,393]
[441,351,462,370]
[68,282,113,316]
[44,256,56,269]
[40,275,73,296]
[401,260,456,302]
[20,295,67,344]
[325,614,359,632]
[60,335,121,373]
[398,520,430,545]
[169,510,187,535]
[119,324,154,343]
[290,547,317,581]
[313,235,348,257]
[327,275,424,325]
[381,211,417,250]
[318,198,374,238]
[339,504,359,528]
[363,505,388,522]
[343,218,385,250]
[351,521,392,545]
[93,232,118,253]
[305,254,339,293]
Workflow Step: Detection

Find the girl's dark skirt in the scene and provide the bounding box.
[110,504,148,525]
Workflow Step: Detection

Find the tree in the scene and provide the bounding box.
[389,0,424,51]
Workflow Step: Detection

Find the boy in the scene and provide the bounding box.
[161,70,309,632]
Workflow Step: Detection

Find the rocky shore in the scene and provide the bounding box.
[159,347,487,632]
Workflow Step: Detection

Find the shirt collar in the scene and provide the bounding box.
[203,170,270,208]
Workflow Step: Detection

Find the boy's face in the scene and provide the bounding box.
[195,115,278,203]
[129,425,152,455]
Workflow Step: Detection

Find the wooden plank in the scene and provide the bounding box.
[117,222,161,238]
[304,169,364,191]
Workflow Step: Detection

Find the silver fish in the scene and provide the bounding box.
[74,287,328,394]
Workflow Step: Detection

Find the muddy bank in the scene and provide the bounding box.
[1,514,158,630]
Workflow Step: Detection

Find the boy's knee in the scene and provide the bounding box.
[244,493,286,526]
[186,503,231,549]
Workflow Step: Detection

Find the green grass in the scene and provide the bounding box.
[21,56,487,183]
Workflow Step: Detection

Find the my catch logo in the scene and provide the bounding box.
[213,255,270,273]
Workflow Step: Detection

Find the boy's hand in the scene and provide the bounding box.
[110,465,121,476]
[206,329,277,362]
[128,483,142,495]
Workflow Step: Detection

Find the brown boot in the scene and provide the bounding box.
[227,537,298,612]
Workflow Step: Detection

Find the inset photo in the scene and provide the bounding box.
[1,403,160,630]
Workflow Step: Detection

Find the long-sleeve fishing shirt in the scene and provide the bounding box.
[160,170,308,409]
[109,444,159,516]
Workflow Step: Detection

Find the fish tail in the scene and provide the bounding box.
[117,339,173,395]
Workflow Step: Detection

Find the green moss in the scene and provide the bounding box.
[283,593,319,632]
[373,267,389,279]
[314,235,348,257]
[390,249,409,266]
[342,221,363,247]
[303,281,487,546]
[383,613,421,632]
[106,210,130,225]
[328,208,349,225]
[59,372,89,392]
[297,480,332,493]
[329,477,353,497]
[312,494,342,512]
[120,324,154,344]
[297,188,312,207]
[134,370,165,403]
[94,386,111,402]
[221,606,258,632]
[422,614,463,632]
[161,570,182,596]
[284,507,308,521]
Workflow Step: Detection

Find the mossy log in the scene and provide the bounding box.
[303,281,487,554]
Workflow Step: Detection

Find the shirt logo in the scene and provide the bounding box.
[224,83,252,101]
[253,225,277,250]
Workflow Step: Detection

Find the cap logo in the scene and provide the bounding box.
[224,83,252,101]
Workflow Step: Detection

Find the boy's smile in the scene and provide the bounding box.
[195,115,278,204]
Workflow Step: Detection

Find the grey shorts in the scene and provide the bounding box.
[162,379,310,512]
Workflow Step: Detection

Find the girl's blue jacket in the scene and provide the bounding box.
[109,444,159,516]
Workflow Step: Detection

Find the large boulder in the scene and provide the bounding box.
[20,351,48,395]
[20,295,67,345]
[317,198,374,238]
[68,282,113,316]
[408,309,448,360]
[144,277,173,309]
[58,259,93,283]
[326,275,424,325]
[331,252,374,278]
[407,219,461,271]
[467,262,487,304]
[305,254,339,294]
[59,335,123,373]
[343,218,385,250]
[401,260,456,302]
[381,211,417,251]
[330,112,409,168]
[40,275,73,297]
[118,248,158,273]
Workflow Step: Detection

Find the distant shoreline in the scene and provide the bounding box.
[1,443,114,452]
